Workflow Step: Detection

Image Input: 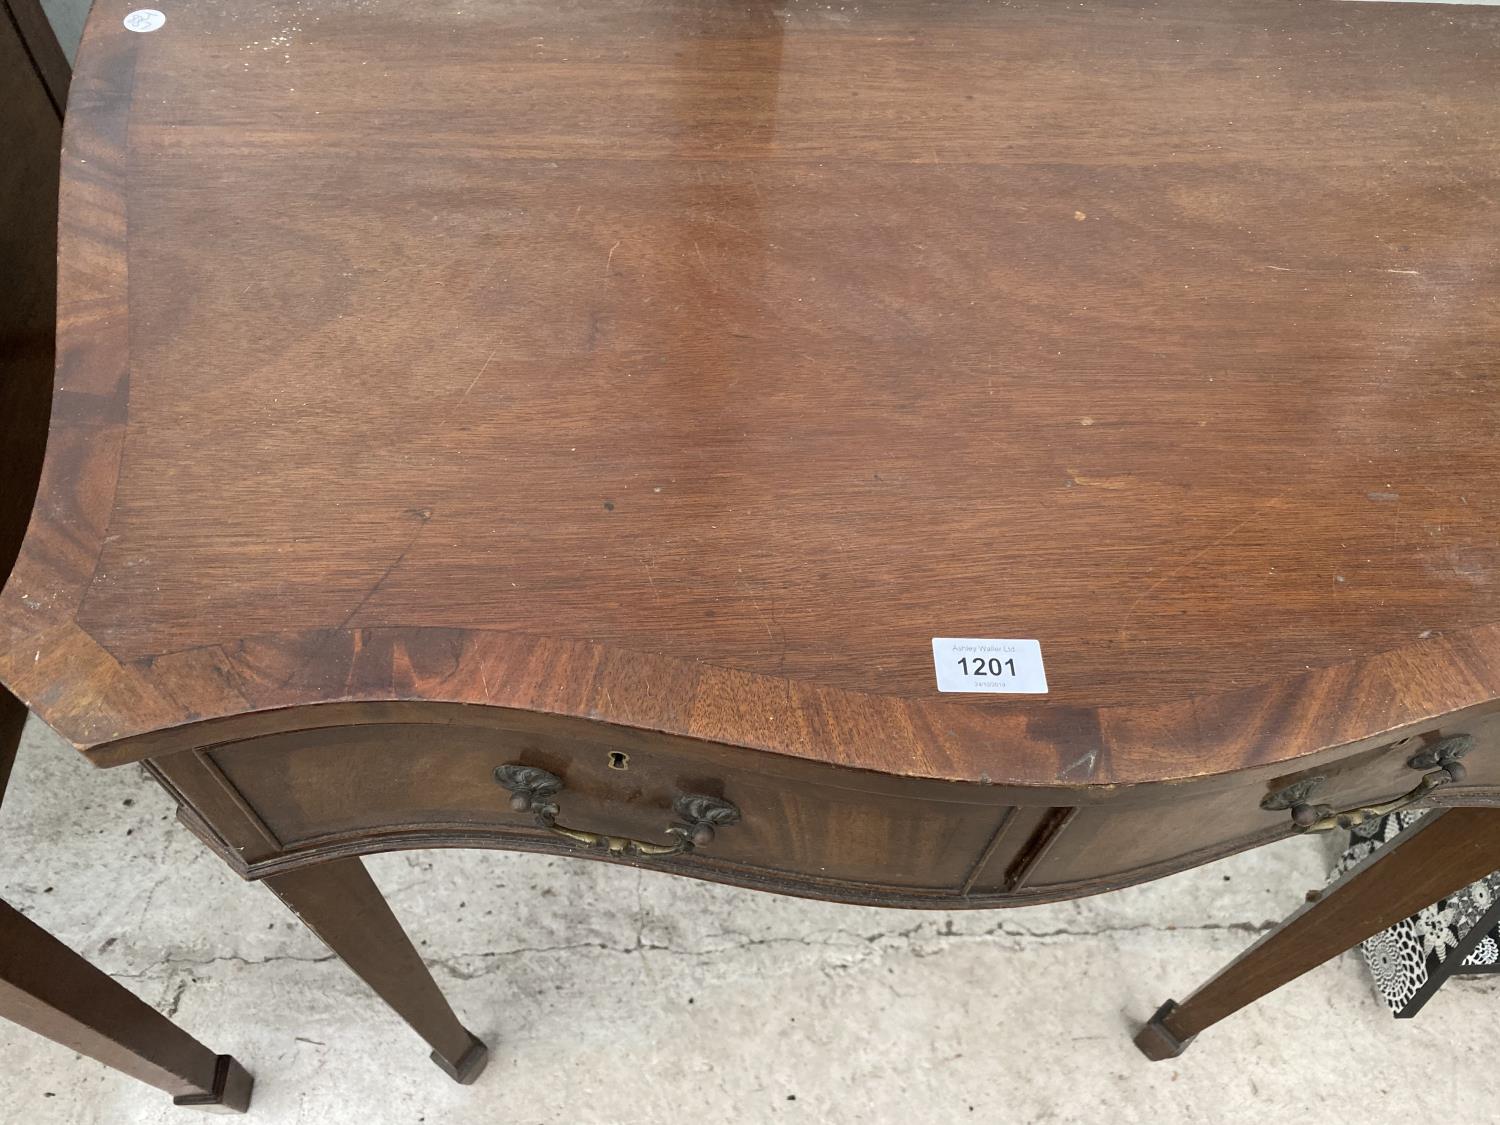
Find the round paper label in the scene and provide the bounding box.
[123,9,166,32]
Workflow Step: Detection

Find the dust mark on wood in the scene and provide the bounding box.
[1066,469,1131,490]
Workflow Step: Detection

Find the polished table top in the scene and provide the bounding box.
[4,0,1500,788]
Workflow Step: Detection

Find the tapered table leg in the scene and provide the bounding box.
[0,899,252,1112]
[263,857,489,1083]
[0,688,22,797]
[1135,805,1500,1059]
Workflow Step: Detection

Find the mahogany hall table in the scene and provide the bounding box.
[7,0,1500,1083]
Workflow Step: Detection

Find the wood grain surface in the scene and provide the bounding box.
[5,0,1500,785]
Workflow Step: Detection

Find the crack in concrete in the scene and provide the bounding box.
[160,976,191,1020]
[420,918,1284,978]
[98,918,1283,985]
[109,951,338,981]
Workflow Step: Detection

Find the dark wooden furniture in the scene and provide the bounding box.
[0,884,254,1113]
[5,0,1500,1083]
[0,0,251,1110]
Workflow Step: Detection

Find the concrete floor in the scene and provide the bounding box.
[4,715,1500,1123]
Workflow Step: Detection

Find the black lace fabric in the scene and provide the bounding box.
[1332,809,1500,1017]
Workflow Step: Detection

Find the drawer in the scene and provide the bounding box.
[1023,720,1491,891]
[172,712,1500,904]
[201,718,1022,897]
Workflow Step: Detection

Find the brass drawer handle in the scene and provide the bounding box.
[493,764,740,858]
[1292,764,1463,833]
[1261,735,1471,833]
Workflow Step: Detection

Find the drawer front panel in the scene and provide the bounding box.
[1024,721,1491,891]
[205,721,1015,893]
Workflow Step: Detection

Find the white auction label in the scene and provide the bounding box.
[931,638,1048,694]
[123,9,166,32]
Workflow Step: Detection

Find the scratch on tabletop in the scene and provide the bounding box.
[1062,746,1100,780]
[280,508,435,690]
[333,509,433,636]
[463,348,498,399]
[1116,486,1295,642]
